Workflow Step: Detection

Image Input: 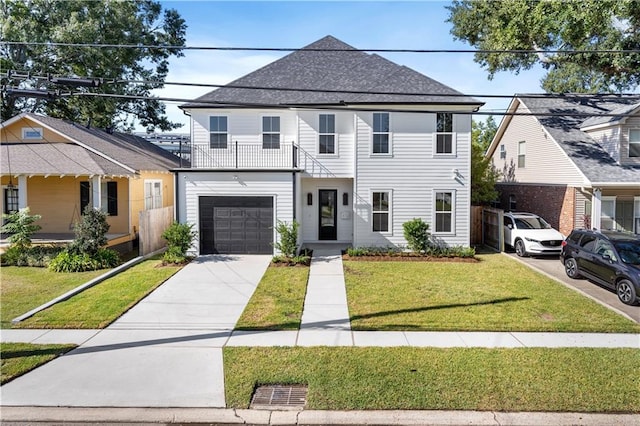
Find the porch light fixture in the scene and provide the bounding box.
[307,193,313,205]
[342,192,348,206]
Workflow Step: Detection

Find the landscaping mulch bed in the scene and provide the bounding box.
[342,254,478,263]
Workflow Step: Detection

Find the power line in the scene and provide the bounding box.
[2,41,639,55]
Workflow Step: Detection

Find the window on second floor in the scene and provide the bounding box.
[629,129,640,157]
[518,141,526,168]
[372,112,390,154]
[262,116,280,149]
[499,144,506,159]
[22,127,43,140]
[436,112,454,154]
[209,116,228,149]
[318,114,336,154]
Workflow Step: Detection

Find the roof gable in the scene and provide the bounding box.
[182,35,481,108]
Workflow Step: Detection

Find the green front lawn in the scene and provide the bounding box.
[1,267,106,328]
[345,254,640,332]
[11,257,181,329]
[1,342,76,384]
[224,347,640,412]
[235,265,310,330]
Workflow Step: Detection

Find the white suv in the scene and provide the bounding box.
[503,212,565,257]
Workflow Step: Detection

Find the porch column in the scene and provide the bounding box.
[17,175,27,209]
[92,176,102,210]
[591,188,601,231]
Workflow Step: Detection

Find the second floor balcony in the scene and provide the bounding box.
[191,141,299,169]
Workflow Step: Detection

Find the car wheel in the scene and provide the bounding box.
[616,279,639,306]
[515,239,527,257]
[564,257,581,279]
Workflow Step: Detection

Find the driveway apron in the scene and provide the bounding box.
[0,255,271,408]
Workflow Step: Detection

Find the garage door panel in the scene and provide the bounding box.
[199,196,274,254]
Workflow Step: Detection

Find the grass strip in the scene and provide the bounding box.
[224,346,640,412]
[1,342,76,384]
[235,265,309,330]
[344,254,640,332]
[1,267,105,328]
[14,257,181,329]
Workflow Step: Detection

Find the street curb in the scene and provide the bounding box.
[1,406,638,425]
[11,248,166,324]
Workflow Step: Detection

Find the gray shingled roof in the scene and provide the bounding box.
[1,143,131,176]
[20,113,183,172]
[181,36,481,109]
[519,95,640,184]
[580,102,640,129]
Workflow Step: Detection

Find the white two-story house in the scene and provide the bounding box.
[176,36,482,254]
[487,94,640,236]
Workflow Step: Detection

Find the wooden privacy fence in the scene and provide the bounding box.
[138,206,174,255]
[470,206,504,252]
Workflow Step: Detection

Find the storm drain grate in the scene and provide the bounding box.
[250,384,308,410]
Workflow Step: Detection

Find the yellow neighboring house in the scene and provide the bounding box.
[1,113,183,252]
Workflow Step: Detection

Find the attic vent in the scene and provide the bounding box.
[250,384,308,410]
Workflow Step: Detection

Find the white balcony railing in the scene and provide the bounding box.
[191,141,299,169]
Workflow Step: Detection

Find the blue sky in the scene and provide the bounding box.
[155,0,547,131]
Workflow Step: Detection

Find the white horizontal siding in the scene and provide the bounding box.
[177,171,294,254]
[353,112,471,247]
[490,102,587,187]
[585,127,621,163]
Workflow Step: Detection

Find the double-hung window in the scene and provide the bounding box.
[518,141,526,168]
[80,181,117,216]
[3,187,18,214]
[435,191,454,233]
[629,129,640,157]
[436,113,453,154]
[319,114,336,154]
[144,180,162,210]
[372,112,390,154]
[209,116,228,149]
[372,191,390,232]
[262,116,280,149]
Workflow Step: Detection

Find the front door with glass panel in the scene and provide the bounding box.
[318,189,337,240]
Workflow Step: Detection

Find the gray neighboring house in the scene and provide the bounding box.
[486,94,640,236]
[177,35,483,255]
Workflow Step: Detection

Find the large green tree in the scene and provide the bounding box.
[447,0,640,93]
[1,0,186,130]
[471,116,500,205]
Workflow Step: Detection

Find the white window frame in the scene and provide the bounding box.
[262,115,281,149]
[433,190,456,235]
[517,141,526,168]
[318,113,337,155]
[371,112,392,156]
[600,196,616,231]
[22,127,43,140]
[499,144,506,159]
[371,189,392,234]
[434,112,456,156]
[629,128,640,158]
[144,180,163,210]
[209,115,228,149]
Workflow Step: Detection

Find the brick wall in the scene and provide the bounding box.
[496,184,575,236]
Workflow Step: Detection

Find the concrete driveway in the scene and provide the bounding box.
[506,252,640,323]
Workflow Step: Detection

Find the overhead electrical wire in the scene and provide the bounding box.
[2,41,639,55]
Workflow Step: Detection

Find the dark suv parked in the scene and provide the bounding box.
[560,229,640,305]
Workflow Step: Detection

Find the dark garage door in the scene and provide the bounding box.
[199,196,274,254]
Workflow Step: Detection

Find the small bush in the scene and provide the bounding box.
[0,207,42,251]
[273,220,299,258]
[162,222,196,264]
[68,207,110,256]
[49,248,120,272]
[403,218,430,253]
[272,254,311,266]
[0,245,64,267]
